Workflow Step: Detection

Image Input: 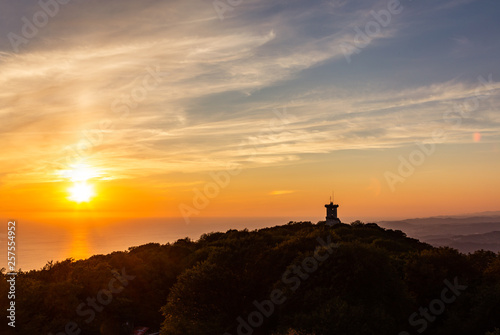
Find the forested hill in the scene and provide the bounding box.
[2,221,500,335]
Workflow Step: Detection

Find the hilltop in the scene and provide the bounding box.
[1,221,499,335]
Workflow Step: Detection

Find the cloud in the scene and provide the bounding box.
[270,190,295,196]
[1,0,499,187]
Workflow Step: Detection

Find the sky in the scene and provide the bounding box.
[1,0,500,222]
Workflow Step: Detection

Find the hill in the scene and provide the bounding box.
[378,215,500,253]
[1,221,499,335]
[421,231,500,253]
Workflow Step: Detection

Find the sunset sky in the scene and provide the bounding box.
[1,0,500,222]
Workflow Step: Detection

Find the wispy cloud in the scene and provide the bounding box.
[1,0,499,187]
[270,190,295,196]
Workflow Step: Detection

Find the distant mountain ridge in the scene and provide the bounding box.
[377,213,500,253]
[422,231,500,254]
[432,211,500,218]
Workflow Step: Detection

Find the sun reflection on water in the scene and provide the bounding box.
[68,227,91,261]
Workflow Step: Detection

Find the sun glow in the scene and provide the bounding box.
[63,164,99,203]
[68,182,95,203]
[63,163,100,182]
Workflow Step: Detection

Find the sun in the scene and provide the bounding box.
[62,163,100,203]
[68,182,95,203]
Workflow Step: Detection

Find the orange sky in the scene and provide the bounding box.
[2,142,499,223]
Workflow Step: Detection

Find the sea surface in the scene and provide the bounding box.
[1,216,321,271]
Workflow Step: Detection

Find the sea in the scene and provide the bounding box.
[1,216,329,271]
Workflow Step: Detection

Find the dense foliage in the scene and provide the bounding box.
[1,221,499,335]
